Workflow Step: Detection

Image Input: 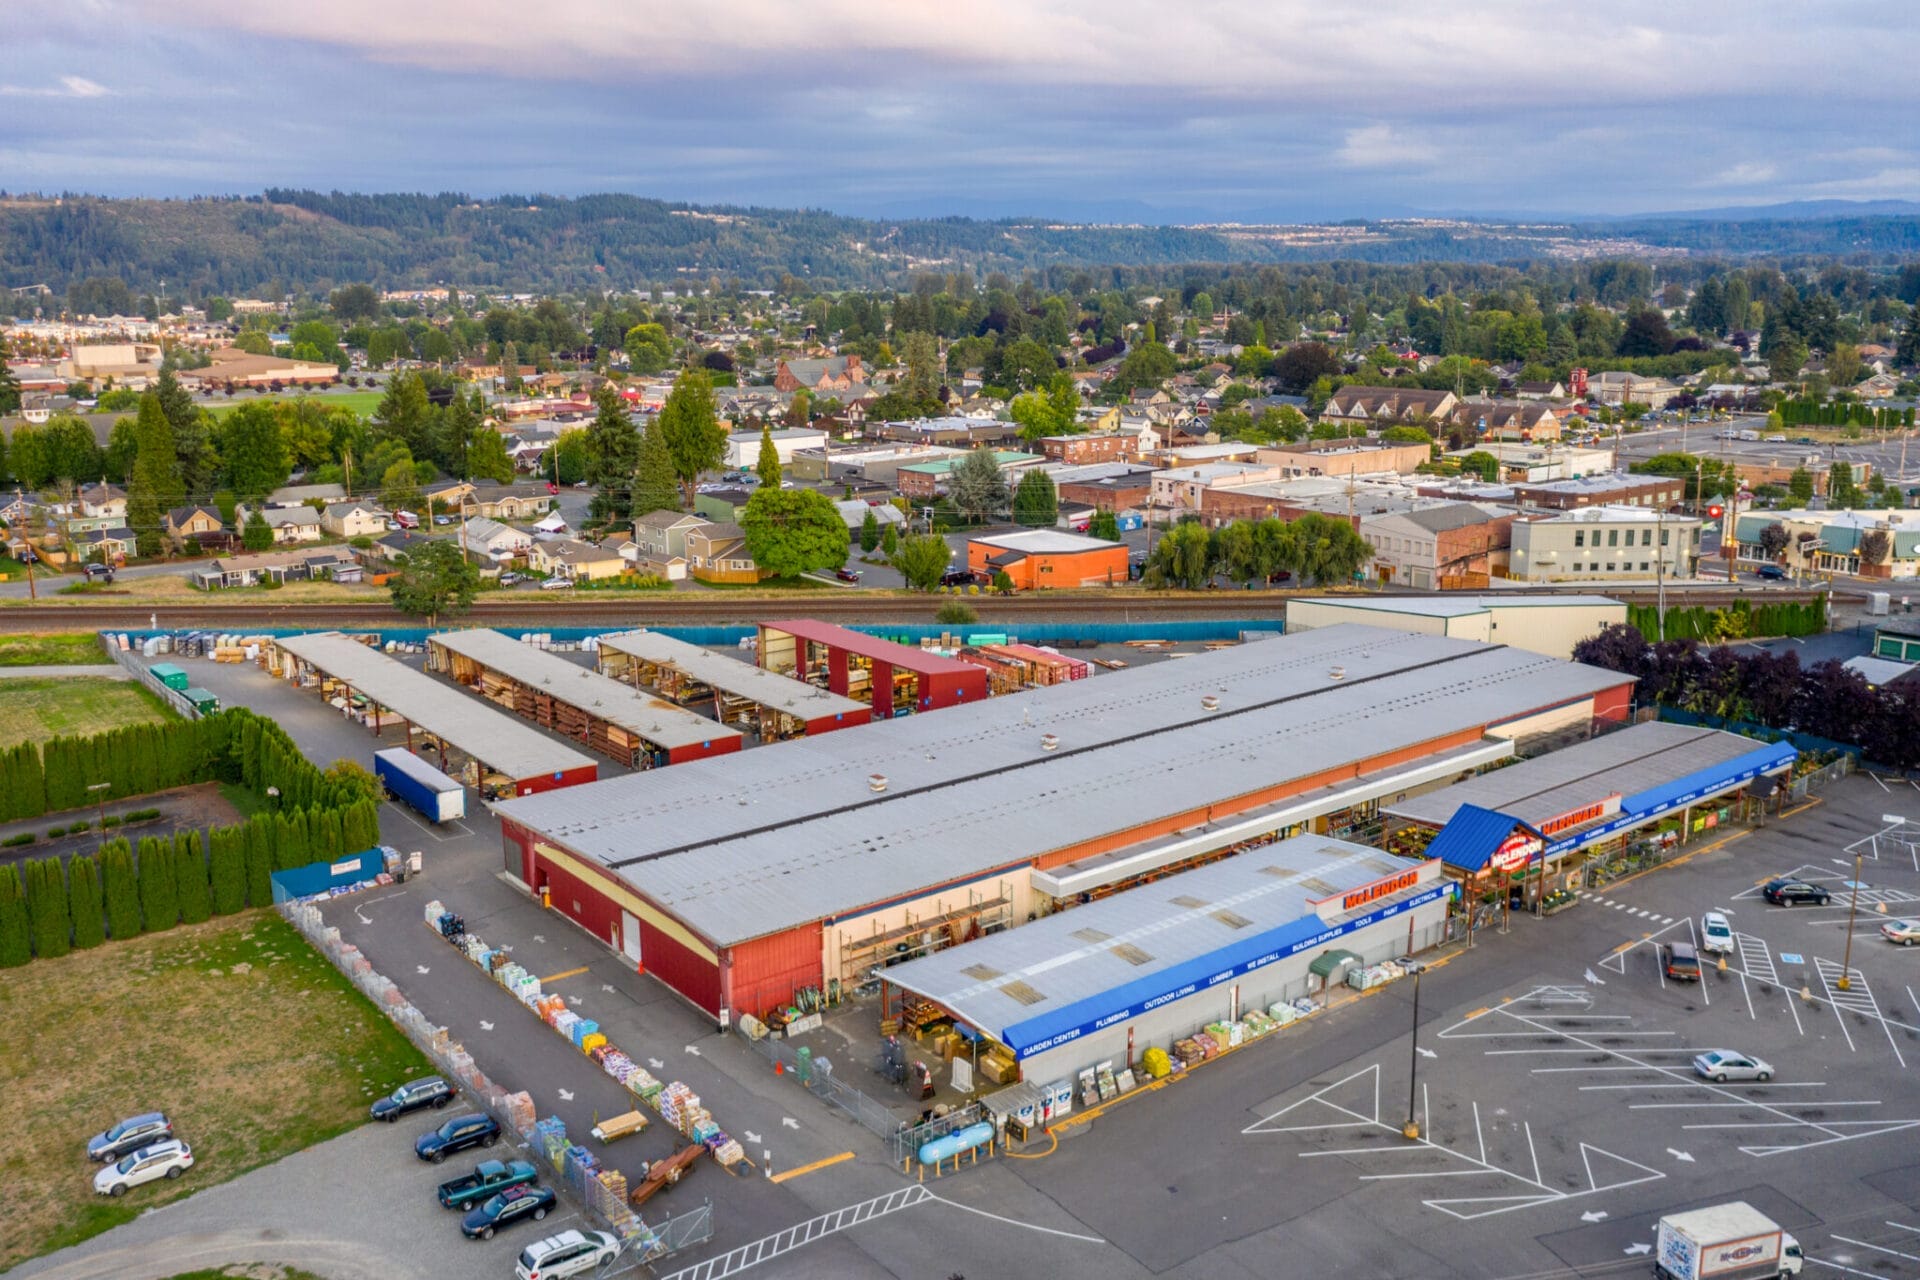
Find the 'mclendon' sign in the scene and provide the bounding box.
[1341,868,1420,912]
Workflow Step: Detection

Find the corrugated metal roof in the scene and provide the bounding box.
[596,630,867,721]
[1383,721,1762,830]
[760,619,981,675]
[1424,804,1535,873]
[496,629,1630,948]
[1294,594,1623,619]
[428,629,741,753]
[275,631,595,780]
[877,836,1413,1053]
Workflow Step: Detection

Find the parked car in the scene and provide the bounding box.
[87,1112,173,1162]
[393,510,420,530]
[1664,941,1702,982]
[414,1113,500,1163]
[461,1183,557,1240]
[1699,912,1735,955]
[1755,565,1787,581]
[545,482,559,495]
[834,567,861,583]
[516,1229,622,1280]
[437,1158,539,1210]
[1692,1049,1773,1083]
[1881,919,1920,946]
[498,572,523,587]
[83,563,115,582]
[1763,877,1831,906]
[940,568,976,587]
[538,576,574,591]
[94,1139,193,1196]
[370,1076,453,1122]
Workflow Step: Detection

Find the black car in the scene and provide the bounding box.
[1764,877,1831,906]
[461,1183,557,1240]
[939,568,977,587]
[87,1112,174,1162]
[371,1076,453,1122]
[415,1113,501,1163]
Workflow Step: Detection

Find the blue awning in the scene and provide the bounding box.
[1542,739,1797,857]
[1426,803,1540,874]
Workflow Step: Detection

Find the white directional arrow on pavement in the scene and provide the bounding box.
[533,935,547,944]
[1581,1211,1608,1223]
[1667,1148,1695,1163]
[355,905,372,925]
[647,1058,664,1070]
[602,984,616,994]
[685,1045,703,1057]
[1584,967,1607,986]
[558,1088,574,1102]
[479,1020,494,1031]
[742,1130,762,1145]
[1416,1047,1436,1059]
[496,944,513,953]
[416,965,430,975]
[568,995,580,1005]
[781,1117,800,1130]
[1625,1243,1651,1256]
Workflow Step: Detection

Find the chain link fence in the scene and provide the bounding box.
[281,899,713,1266]
[1789,752,1853,802]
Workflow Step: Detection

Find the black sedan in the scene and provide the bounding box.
[1764,877,1832,906]
[414,1113,501,1163]
[371,1076,453,1122]
[461,1184,557,1240]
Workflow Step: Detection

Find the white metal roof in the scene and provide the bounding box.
[969,529,1121,555]
[275,632,595,781]
[1292,594,1624,619]
[498,626,1631,947]
[596,630,867,721]
[427,629,741,753]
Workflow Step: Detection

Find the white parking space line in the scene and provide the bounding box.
[1830,1236,1920,1263]
[1806,1257,1888,1278]
[1735,932,1779,985]
[1814,959,1909,1069]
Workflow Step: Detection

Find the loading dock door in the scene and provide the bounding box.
[621,911,643,965]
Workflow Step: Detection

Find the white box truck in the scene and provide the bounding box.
[1655,1202,1801,1280]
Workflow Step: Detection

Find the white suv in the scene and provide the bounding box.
[516,1229,621,1279]
[93,1140,193,1196]
[1700,911,1735,955]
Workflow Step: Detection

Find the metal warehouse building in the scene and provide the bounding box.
[493,624,1635,1021]
[879,837,1449,1085]
[271,631,598,795]
[755,619,989,718]
[594,629,871,740]
[426,628,742,768]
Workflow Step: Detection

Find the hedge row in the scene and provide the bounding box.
[0,797,381,964]
[1627,598,1825,643]
[0,707,368,824]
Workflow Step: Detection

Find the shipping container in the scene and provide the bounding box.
[373,747,467,823]
[150,663,189,691]
[183,687,221,714]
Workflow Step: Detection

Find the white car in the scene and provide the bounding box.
[1692,1050,1773,1083]
[538,576,574,590]
[93,1139,193,1196]
[1699,911,1735,955]
[1882,919,1920,946]
[516,1229,621,1280]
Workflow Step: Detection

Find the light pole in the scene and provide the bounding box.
[1403,962,1424,1140]
[87,781,110,845]
[266,785,280,810]
[1837,849,1864,991]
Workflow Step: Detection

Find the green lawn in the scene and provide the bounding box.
[0,677,174,748]
[0,633,114,667]
[201,389,385,417]
[164,1269,327,1280]
[1,910,433,1270]
[692,574,836,591]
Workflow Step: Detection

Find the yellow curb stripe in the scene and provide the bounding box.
[769,1151,855,1183]
[539,966,590,983]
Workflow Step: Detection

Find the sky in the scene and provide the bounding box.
[3,0,1918,222]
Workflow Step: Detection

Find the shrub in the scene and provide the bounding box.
[209,826,246,915]
[1,833,34,848]
[102,839,140,939]
[68,854,105,949]
[174,829,212,924]
[25,857,70,959]
[0,865,28,967]
[935,601,978,626]
[137,835,178,932]
[101,813,122,829]
[45,825,64,838]
[124,807,162,822]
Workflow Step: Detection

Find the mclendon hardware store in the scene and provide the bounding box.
[492,624,1635,1022]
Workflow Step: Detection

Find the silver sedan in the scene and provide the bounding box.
[1693,1050,1774,1083]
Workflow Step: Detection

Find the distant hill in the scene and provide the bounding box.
[2,191,1918,298]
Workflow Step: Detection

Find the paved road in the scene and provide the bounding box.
[0,664,128,678]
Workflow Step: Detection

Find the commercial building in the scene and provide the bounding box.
[1285,595,1626,660]
[1385,721,1794,902]
[756,619,988,718]
[1257,440,1432,479]
[1508,506,1702,582]
[1508,473,1685,511]
[966,529,1132,589]
[1036,434,1138,465]
[896,450,1046,500]
[492,626,1634,1020]
[1359,503,1514,589]
[1874,615,1920,663]
[426,628,740,768]
[271,631,598,795]
[594,629,870,740]
[878,838,1448,1086]
[723,427,827,468]
[1446,443,1615,483]
[1730,508,1920,580]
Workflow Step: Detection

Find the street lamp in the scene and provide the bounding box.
[1837,848,1865,992]
[266,785,280,809]
[87,781,110,843]
[1403,961,1425,1140]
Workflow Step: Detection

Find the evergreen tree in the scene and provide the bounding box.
[0,335,20,416]
[0,864,28,966]
[630,417,681,516]
[859,507,881,553]
[137,835,178,932]
[436,389,482,478]
[126,394,183,558]
[313,806,344,859]
[373,370,436,459]
[154,366,215,498]
[15,743,44,819]
[68,854,104,949]
[658,368,723,508]
[466,417,515,485]
[175,830,211,924]
[756,423,782,489]
[500,340,521,391]
[26,856,70,959]
[1011,470,1059,528]
[102,839,141,939]
[243,819,273,907]
[209,827,246,914]
[583,385,642,520]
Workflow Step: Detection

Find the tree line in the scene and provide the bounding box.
[1143,513,1372,589]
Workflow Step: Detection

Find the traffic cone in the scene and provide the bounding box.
[774,1060,784,1076]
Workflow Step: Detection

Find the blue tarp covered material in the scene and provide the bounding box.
[1427,804,1540,874]
[269,848,386,904]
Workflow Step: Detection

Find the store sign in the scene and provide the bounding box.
[1006,883,1449,1059]
[1489,829,1542,873]
[1341,869,1421,912]
[1540,754,1790,858]
[1538,794,1621,838]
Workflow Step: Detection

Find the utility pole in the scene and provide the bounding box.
[1837,848,1864,992]
[1402,965,1424,1140]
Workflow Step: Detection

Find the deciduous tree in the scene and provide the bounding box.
[658,369,723,509]
[1011,470,1058,528]
[947,448,1007,523]
[388,538,480,624]
[739,487,850,578]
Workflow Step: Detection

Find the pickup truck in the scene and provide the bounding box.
[437,1158,539,1211]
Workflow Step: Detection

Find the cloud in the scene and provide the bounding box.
[0,74,110,98]
[1336,125,1434,170]
[1706,161,1777,187]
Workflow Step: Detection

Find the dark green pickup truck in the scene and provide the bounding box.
[436,1159,539,1210]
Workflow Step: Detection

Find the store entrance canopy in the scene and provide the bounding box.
[1426,803,1543,874]
[1308,948,1362,979]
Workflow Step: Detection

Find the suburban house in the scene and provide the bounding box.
[75,526,136,564]
[267,482,347,508]
[1320,387,1460,426]
[77,481,128,521]
[529,537,626,581]
[248,504,324,543]
[694,486,754,525]
[189,547,362,589]
[164,505,226,547]
[633,510,708,562]
[367,528,452,568]
[320,501,390,539]
[422,479,476,512]
[773,355,866,393]
[462,516,533,566]
[686,521,762,584]
[468,481,556,521]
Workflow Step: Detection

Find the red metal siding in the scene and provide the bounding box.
[803,706,871,734]
[500,818,537,882]
[515,763,600,795]
[1592,682,1633,723]
[638,922,723,1016]
[726,924,824,1019]
[917,667,987,712]
[665,736,743,766]
[532,852,623,951]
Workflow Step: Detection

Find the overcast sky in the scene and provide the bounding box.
[3,0,1916,222]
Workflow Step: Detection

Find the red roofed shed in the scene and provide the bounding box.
[756,619,989,719]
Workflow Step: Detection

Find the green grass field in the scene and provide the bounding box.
[0,677,174,747]
[1,910,433,1271]
[0,633,115,667]
[201,390,385,417]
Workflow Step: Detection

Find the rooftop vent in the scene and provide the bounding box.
[1200,695,1220,712]
[1329,666,1346,681]
[868,773,888,793]
[1040,733,1059,752]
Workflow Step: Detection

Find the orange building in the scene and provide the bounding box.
[967,529,1131,589]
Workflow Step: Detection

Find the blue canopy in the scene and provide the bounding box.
[1426,803,1540,874]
